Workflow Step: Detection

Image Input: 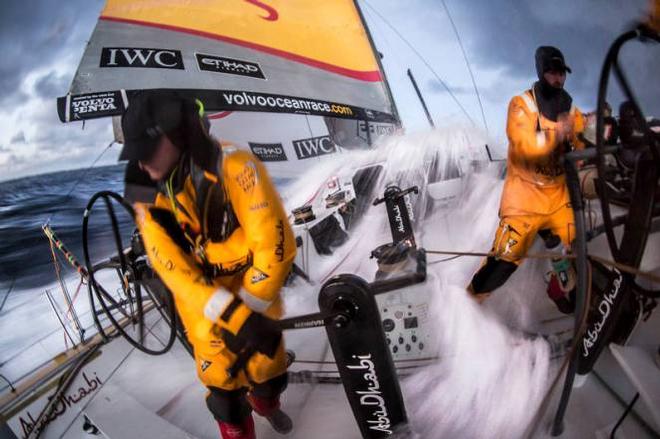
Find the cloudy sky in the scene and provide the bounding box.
[0,0,657,181]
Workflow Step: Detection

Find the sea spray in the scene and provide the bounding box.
[401,280,551,439]
[281,126,554,438]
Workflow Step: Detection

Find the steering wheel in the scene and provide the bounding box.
[82,191,177,355]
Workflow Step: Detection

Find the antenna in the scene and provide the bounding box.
[407,69,435,128]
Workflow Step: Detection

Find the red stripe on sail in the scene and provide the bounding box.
[207,111,233,120]
[100,16,383,82]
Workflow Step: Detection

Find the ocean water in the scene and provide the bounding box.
[0,164,293,293]
[0,165,132,291]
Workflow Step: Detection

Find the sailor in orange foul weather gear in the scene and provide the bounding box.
[468,46,585,311]
[120,90,296,439]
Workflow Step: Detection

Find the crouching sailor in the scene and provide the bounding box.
[121,90,296,439]
[468,46,585,312]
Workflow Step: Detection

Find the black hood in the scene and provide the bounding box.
[533,81,572,122]
[535,46,572,79]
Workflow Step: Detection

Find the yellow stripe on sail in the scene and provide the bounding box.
[101,0,381,79]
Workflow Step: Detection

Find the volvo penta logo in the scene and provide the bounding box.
[292,135,337,160]
[100,48,184,69]
[196,53,265,79]
[69,91,124,119]
[249,142,287,161]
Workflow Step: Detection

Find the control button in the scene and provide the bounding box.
[386,338,391,345]
[383,308,388,313]
[393,346,398,353]
[394,311,404,319]
[411,335,417,343]
[419,343,424,350]
[382,319,395,332]
[398,337,404,345]
[405,344,411,352]
[408,305,412,309]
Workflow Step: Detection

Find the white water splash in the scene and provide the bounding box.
[401,278,551,439]
[281,126,555,438]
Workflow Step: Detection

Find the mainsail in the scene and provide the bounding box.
[57,0,398,126]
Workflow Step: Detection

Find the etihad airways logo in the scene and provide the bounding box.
[249,142,287,161]
[100,48,184,69]
[196,53,266,79]
[292,135,337,160]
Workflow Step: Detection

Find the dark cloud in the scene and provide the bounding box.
[0,0,104,106]
[10,132,25,144]
[442,0,658,115]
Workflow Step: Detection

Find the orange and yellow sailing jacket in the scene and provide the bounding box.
[135,144,296,347]
[500,89,585,217]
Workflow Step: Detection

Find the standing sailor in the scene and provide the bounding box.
[468,46,585,311]
[121,90,296,439]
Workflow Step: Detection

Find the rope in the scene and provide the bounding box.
[361,0,477,127]
[589,254,660,284]
[428,255,462,265]
[0,373,15,393]
[42,224,88,277]
[0,278,15,313]
[425,248,660,283]
[440,0,489,134]
[44,289,77,349]
[425,245,656,434]
[44,140,115,225]
[64,279,85,323]
[524,262,594,438]
[290,356,439,365]
[47,235,84,338]
[362,6,408,85]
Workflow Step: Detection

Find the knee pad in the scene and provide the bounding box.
[206,387,252,424]
[470,257,518,294]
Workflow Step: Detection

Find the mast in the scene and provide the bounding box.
[407,69,435,128]
[353,0,402,128]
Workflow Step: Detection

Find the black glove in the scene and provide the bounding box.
[221,310,282,359]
